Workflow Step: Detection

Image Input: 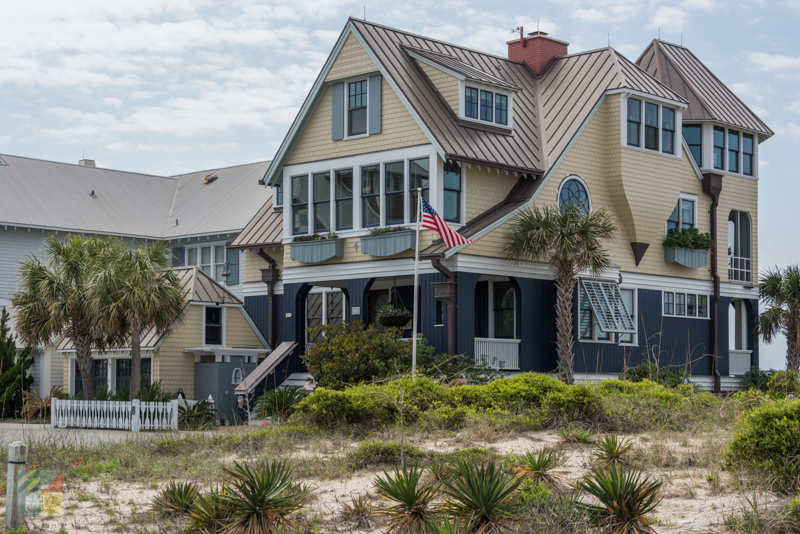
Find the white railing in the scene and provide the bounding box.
[729,255,752,283]
[51,398,180,432]
[729,349,753,376]
[475,338,521,370]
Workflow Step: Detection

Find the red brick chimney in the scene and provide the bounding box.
[507,30,569,75]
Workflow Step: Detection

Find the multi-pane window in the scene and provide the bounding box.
[627,98,641,147]
[713,126,725,170]
[495,94,508,125]
[214,246,225,283]
[313,172,331,232]
[663,292,709,318]
[361,165,380,227]
[728,129,740,173]
[335,169,353,230]
[666,198,695,234]
[558,178,590,214]
[201,246,212,275]
[729,210,752,283]
[644,102,659,151]
[465,87,479,119]
[348,80,367,136]
[743,134,754,176]
[443,161,461,223]
[683,124,702,166]
[187,244,227,282]
[493,281,515,339]
[662,107,675,154]
[385,161,405,225]
[275,183,283,206]
[292,175,308,234]
[305,291,345,343]
[205,307,223,345]
[480,90,493,122]
[409,158,429,222]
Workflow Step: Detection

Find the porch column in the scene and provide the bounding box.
[281,282,309,375]
[516,277,557,373]
[342,278,373,324]
[455,272,481,359]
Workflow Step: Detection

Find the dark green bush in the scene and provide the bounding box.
[767,370,800,396]
[543,383,603,423]
[663,227,714,250]
[347,440,425,468]
[726,399,800,490]
[620,362,690,388]
[740,366,774,392]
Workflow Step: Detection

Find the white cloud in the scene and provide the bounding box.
[648,7,688,31]
[774,123,800,139]
[747,52,800,71]
[749,105,768,117]
[681,0,719,12]
[759,159,769,167]
[103,98,124,108]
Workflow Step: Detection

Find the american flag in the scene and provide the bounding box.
[421,196,472,248]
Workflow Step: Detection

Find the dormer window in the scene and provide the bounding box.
[465,87,479,119]
[625,96,679,155]
[480,90,493,121]
[495,94,508,125]
[462,84,513,127]
[348,80,368,136]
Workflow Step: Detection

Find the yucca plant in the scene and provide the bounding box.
[578,465,662,534]
[219,461,311,534]
[439,460,523,533]
[373,464,438,534]
[425,517,463,534]
[151,481,199,515]
[187,486,231,533]
[593,435,634,468]
[179,400,217,431]
[514,447,567,488]
[558,426,596,444]
[340,492,374,528]
[255,386,309,423]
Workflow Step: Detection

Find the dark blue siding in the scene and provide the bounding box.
[517,278,557,373]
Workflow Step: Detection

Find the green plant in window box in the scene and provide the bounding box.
[663,228,714,251]
[292,230,339,243]
[376,304,413,328]
[367,226,412,236]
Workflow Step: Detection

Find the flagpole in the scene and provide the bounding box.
[411,187,422,376]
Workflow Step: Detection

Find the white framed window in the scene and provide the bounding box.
[305,289,346,343]
[557,175,591,214]
[203,306,225,346]
[666,194,698,235]
[186,243,228,283]
[663,291,709,319]
[709,125,756,178]
[231,368,243,385]
[623,95,680,158]
[579,286,636,344]
[460,82,514,128]
[475,277,517,339]
[346,78,369,138]
[728,210,752,283]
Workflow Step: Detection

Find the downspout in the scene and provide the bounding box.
[258,248,279,349]
[702,173,723,393]
[431,258,457,358]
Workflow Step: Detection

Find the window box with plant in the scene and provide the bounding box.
[663,228,713,268]
[360,226,416,257]
[376,303,413,328]
[290,231,343,263]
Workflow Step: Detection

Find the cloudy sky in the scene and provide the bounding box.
[2,0,797,368]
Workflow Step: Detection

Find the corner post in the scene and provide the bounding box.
[6,441,28,529]
[131,399,141,433]
[170,399,179,431]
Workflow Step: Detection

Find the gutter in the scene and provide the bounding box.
[702,173,723,393]
[444,154,543,176]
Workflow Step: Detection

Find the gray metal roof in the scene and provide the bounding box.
[405,46,521,90]
[0,154,272,239]
[636,40,773,136]
[228,197,283,250]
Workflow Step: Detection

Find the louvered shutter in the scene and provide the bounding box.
[368,75,382,134]
[579,280,636,334]
[331,82,344,141]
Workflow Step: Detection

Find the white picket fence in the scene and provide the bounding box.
[51,398,180,432]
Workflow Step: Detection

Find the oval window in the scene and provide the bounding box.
[558,177,590,214]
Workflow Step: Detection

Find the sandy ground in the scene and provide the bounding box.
[0,428,768,533]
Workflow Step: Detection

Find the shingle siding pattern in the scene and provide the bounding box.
[0,229,51,304]
[717,174,758,283]
[154,304,203,399]
[226,308,266,350]
[416,60,460,116]
[244,247,283,284]
[465,166,520,222]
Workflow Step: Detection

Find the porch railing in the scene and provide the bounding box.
[51,398,186,432]
[729,349,753,376]
[475,338,520,370]
[729,255,752,283]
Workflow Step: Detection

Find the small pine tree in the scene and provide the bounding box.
[0,307,34,418]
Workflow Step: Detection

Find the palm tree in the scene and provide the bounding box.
[505,204,616,384]
[756,265,800,372]
[12,235,122,400]
[96,243,186,400]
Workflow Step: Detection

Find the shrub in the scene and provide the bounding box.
[543,383,602,423]
[22,387,68,420]
[136,378,173,403]
[514,447,567,488]
[151,481,198,515]
[348,440,425,469]
[768,370,800,396]
[373,464,438,534]
[255,386,308,422]
[740,366,774,392]
[578,465,662,534]
[179,400,217,431]
[187,486,231,533]
[663,227,714,250]
[620,362,690,388]
[726,398,800,491]
[593,435,633,467]
[340,493,374,528]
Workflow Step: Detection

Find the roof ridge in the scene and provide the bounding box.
[613,47,688,104]
[169,159,272,178]
[652,40,715,117]
[0,153,177,180]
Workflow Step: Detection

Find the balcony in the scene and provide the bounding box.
[474,338,520,370]
[729,255,752,283]
[729,349,753,376]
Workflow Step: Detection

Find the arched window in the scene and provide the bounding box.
[728,211,751,282]
[558,176,590,213]
[231,368,243,386]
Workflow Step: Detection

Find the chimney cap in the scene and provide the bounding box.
[79,159,96,167]
[528,31,548,36]
[506,33,570,46]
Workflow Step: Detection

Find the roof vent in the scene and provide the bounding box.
[0,156,7,166]
[90,190,96,198]
[204,173,218,184]
[79,159,96,167]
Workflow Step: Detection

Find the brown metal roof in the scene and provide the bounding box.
[57,266,242,352]
[228,197,283,250]
[405,46,520,90]
[636,40,772,136]
[234,341,299,394]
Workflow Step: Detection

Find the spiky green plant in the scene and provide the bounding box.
[439,460,523,533]
[255,386,309,422]
[578,465,662,534]
[187,486,231,533]
[218,461,311,534]
[514,448,567,487]
[373,464,438,534]
[340,493,374,528]
[424,517,463,534]
[558,426,596,444]
[151,481,199,515]
[179,400,217,431]
[593,435,634,467]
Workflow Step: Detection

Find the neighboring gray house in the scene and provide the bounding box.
[0,153,272,394]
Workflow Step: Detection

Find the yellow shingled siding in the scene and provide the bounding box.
[465,165,520,221]
[286,41,430,166]
[283,234,436,268]
[225,307,267,349]
[153,305,202,399]
[416,60,460,114]
[717,174,758,283]
[244,247,284,283]
[325,33,377,83]
[62,354,69,390]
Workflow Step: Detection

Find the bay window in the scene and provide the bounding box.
[662,107,675,154]
[385,161,405,225]
[627,98,641,147]
[713,126,725,170]
[728,129,740,173]
[292,175,309,235]
[443,161,461,223]
[361,165,380,227]
[644,102,659,150]
[409,158,429,222]
[335,169,353,230]
[743,134,754,176]
[313,172,331,232]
